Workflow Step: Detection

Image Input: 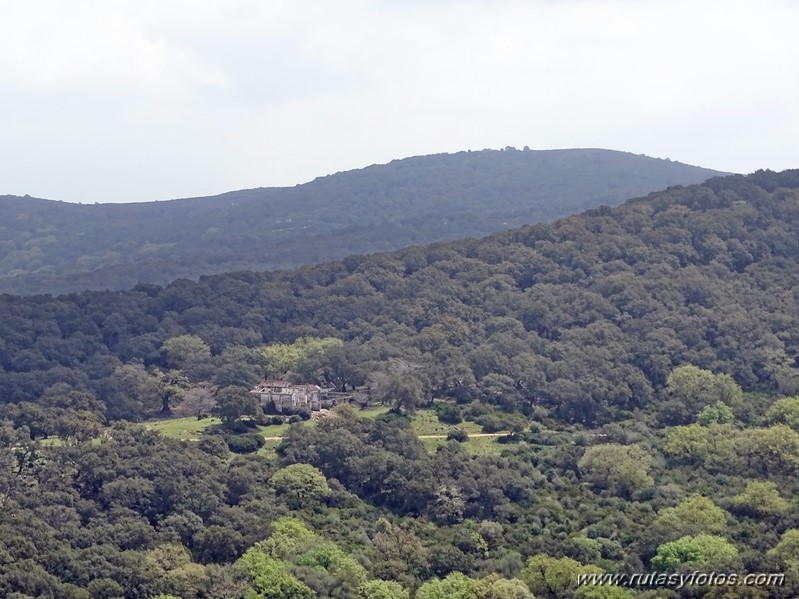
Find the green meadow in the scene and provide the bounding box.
[145,405,506,455]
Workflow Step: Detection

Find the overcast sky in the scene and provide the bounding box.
[1,0,797,203]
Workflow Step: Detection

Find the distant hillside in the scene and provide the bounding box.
[1,169,798,425]
[0,148,726,294]
[6,168,799,599]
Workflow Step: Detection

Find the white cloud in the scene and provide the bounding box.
[0,2,227,96]
[0,0,797,202]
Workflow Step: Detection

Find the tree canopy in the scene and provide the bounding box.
[2,168,799,597]
[0,148,724,295]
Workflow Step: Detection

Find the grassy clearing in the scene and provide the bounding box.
[355,405,391,419]
[420,433,506,456]
[258,438,283,458]
[144,406,495,455]
[409,409,483,436]
[461,435,508,456]
[145,416,221,440]
[421,436,447,452]
[257,421,293,438]
[352,404,485,436]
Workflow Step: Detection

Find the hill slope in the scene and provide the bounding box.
[1,169,798,426]
[7,170,799,599]
[0,148,725,294]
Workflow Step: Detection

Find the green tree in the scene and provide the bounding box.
[369,369,423,414]
[155,369,190,415]
[742,424,799,474]
[521,554,602,599]
[666,365,742,418]
[195,525,246,564]
[768,529,799,570]
[415,572,480,599]
[213,346,263,387]
[143,543,208,599]
[293,343,366,392]
[110,364,190,416]
[259,518,318,561]
[39,384,105,417]
[248,517,367,596]
[111,363,162,417]
[663,424,708,464]
[577,444,653,498]
[652,535,738,572]
[270,464,331,510]
[477,575,534,599]
[358,579,410,599]
[369,359,427,414]
[162,334,211,369]
[384,374,424,415]
[575,587,635,599]
[371,518,430,586]
[293,543,368,596]
[651,538,705,573]
[697,400,734,426]
[766,397,799,430]
[430,484,466,525]
[653,495,728,539]
[215,385,261,425]
[235,550,315,599]
[86,578,126,599]
[260,337,343,379]
[54,409,103,444]
[0,423,39,483]
[703,423,741,473]
[731,481,788,517]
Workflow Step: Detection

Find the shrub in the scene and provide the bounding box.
[197,435,230,458]
[476,412,527,433]
[225,433,265,454]
[210,419,258,434]
[436,403,463,425]
[497,434,521,444]
[463,400,491,421]
[447,428,469,442]
[475,414,505,433]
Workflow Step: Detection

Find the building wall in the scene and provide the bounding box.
[254,383,324,413]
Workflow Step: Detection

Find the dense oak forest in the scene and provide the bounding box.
[0,148,724,295]
[3,169,799,598]
[1,169,796,422]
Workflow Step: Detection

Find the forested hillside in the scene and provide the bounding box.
[1,169,797,423]
[3,169,799,598]
[0,148,724,295]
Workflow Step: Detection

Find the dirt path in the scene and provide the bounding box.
[261,432,508,442]
[418,432,507,439]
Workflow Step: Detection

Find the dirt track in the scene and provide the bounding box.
[262,432,507,442]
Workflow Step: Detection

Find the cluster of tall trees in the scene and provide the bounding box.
[4,388,799,597]
[2,168,799,596]
[0,148,723,295]
[2,169,799,426]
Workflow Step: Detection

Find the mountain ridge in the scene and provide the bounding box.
[5,168,799,599]
[5,148,722,206]
[0,148,726,295]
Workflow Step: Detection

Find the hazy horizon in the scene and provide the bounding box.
[1,1,795,203]
[5,147,733,205]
